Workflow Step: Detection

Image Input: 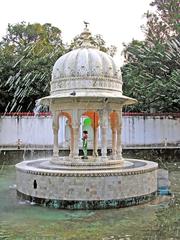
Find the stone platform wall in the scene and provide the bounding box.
[16,169,157,201]
[16,159,158,209]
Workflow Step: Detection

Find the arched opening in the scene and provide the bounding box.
[109,110,122,159]
[110,111,118,159]
[59,112,73,157]
[82,111,99,157]
[33,180,37,189]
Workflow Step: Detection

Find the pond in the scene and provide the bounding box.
[0,163,180,240]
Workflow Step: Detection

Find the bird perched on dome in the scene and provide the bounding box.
[70,91,76,96]
[83,21,89,29]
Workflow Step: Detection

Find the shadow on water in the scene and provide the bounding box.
[0,163,180,240]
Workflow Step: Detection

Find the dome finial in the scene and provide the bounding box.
[73,22,97,49]
[80,22,96,48]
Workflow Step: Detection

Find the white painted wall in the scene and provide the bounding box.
[122,116,180,146]
[0,115,180,148]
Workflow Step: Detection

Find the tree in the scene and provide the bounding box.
[144,0,180,43]
[0,22,65,112]
[0,22,117,112]
[122,0,180,112]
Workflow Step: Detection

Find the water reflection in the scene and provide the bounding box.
[0,163,179,240]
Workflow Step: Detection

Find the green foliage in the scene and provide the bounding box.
[122,0,180,112]
[0,22,116,112]
[0,22,65,112]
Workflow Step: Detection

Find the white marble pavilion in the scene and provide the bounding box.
[40,24,137,163]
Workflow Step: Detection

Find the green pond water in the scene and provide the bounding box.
[0,163,180,240]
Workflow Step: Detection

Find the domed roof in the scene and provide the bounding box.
[51,48,122,94]
[51,26,122,96]
[40,24,137,106]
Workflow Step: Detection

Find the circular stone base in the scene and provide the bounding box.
[16,158,158,209]
[40,157,133,170]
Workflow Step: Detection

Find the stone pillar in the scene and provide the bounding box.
[116,109,123,160]
[69,126,74,158]
[93,127,98,157]
[52,111,59,158]
[72,109,80,159]
[111,128,117,159]
[73,127,79,159]
[100,109,108,160]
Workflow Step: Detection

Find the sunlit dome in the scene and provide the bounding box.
[51,47,122,94]
[40,24,136,105]
[51,25,123,95]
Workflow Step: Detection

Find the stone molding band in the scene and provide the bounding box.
[50,159,124,166]
[17,191,157,210]
[16,166,158,177]
[51,76,122,84]
[16,159,158,177]
[51,77,122,93]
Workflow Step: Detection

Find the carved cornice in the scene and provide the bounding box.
[16,159,158,177]
[51,77,122,93]
[16,166,158,177]
[52,76,122,83]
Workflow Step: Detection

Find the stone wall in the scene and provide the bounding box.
[0,114,180,148]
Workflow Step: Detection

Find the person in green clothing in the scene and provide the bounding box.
[82,130,88,159]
